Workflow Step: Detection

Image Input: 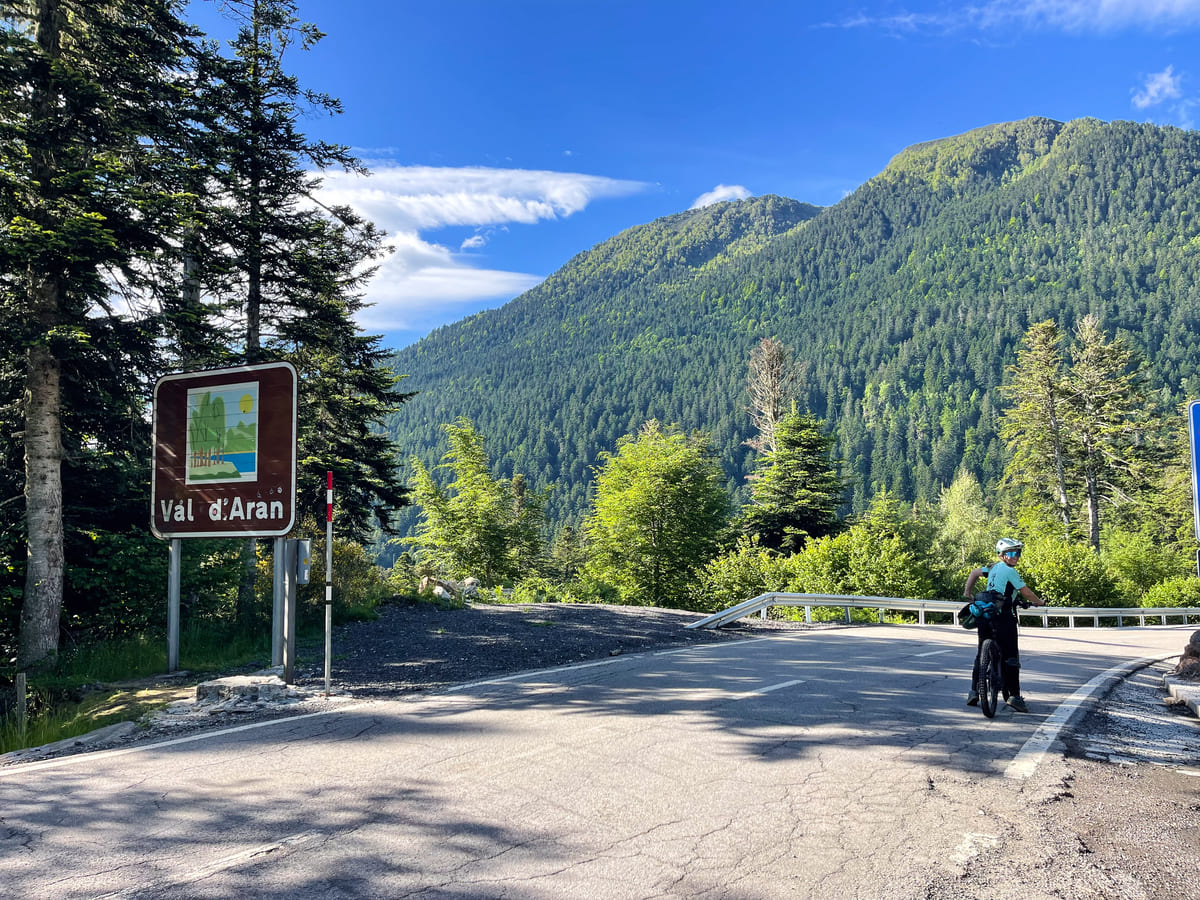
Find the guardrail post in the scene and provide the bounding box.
[843,606,851,624]
[804,605,811,623]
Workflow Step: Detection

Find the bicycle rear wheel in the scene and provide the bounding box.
[978,638,1001,718]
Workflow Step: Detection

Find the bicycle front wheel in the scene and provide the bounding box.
[978,637,1001,718]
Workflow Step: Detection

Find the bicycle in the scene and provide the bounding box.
[976,634,1002,717]
[975,597,1030,719]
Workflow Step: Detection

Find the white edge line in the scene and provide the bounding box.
[3,636,779,773]
[445,655,626,691]
[0,703,377,777]
[449,634,785,691]
[654,636,777,656]
[1005,655,1172,780]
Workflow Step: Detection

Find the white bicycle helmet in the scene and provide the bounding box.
[995,537,1024,555]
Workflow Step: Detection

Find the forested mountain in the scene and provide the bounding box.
[383,117,1200,543]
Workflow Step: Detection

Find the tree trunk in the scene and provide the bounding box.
[18,0,66,672]
[1084,459,1101,553]
[18,284,65,671]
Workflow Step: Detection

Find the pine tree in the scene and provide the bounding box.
[1000,320,1073,536]
[1065,315,1153,552]
[744,337,803,455]
[190,0,410,616]
[742,411,844,552]
[0,0,202,670]
[408,419,545,586]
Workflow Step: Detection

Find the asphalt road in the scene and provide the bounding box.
[1,624,1196,899]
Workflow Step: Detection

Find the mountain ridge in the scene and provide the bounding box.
[383,116,1200,542]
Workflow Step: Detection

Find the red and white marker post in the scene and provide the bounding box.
[325,471,334,695]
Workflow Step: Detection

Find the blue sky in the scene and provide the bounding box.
[186,0,1200,351]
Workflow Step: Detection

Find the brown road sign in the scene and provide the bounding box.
[152,362,297,538]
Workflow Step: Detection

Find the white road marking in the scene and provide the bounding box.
[1005,655,1173,779]
[739,678,805,697]
[0,705,373,776]
[914,649,956,658]
[445,655,625,690]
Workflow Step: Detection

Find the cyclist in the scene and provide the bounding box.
[963,537,1044,712]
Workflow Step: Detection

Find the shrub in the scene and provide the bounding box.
[787,528,934,600]
[1101,528,1190,604]
[691,538,797,614]
[504,576,619,606]
[1140,576,1200,609]
[1022,535,1122,607]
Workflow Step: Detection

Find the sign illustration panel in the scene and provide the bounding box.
[186,382,260,484]
[152,362,297,538]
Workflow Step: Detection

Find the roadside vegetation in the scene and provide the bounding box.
[3,3,1199,753]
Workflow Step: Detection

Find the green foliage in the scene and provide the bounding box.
[742,411,844,552]
[507,575,617,606]
[786,527,935,602]
[1140,575,1200,609]
[934,470,999,577]
[1,0,207,669]
[193,0,411,540]
[584,421,730,608]
[1021,532,1122,607]
[691,538,798,614]
[1100,527,1190,603]
[408,418,546,587]
[385,117,1200,540]
[295,528,396,624]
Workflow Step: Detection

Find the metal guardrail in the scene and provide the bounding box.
[686,592,1200,630]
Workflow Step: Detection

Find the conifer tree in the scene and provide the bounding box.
[1001,316,1155,553]
[1000,320,1073,536]
[190,0,410,615]
[0,0,202,670]
[408,419,545,586]
[745,337,802,455]
[1065,315,1152,552]
[742,411,844,553]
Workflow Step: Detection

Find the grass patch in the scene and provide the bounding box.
[1,622,287,756]
[0,683,193,755]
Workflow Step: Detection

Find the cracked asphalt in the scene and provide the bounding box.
[0,609,1197,898]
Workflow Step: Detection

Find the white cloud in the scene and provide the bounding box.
[312,166,647,335]
[824,0,1200,33]
[691,184,753,209]
[1133,65,1183,107]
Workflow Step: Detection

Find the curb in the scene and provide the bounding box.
[1163,674,1200,716]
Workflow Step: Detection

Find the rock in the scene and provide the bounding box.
[195,673,289,703]
[1173,629,1200,679]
